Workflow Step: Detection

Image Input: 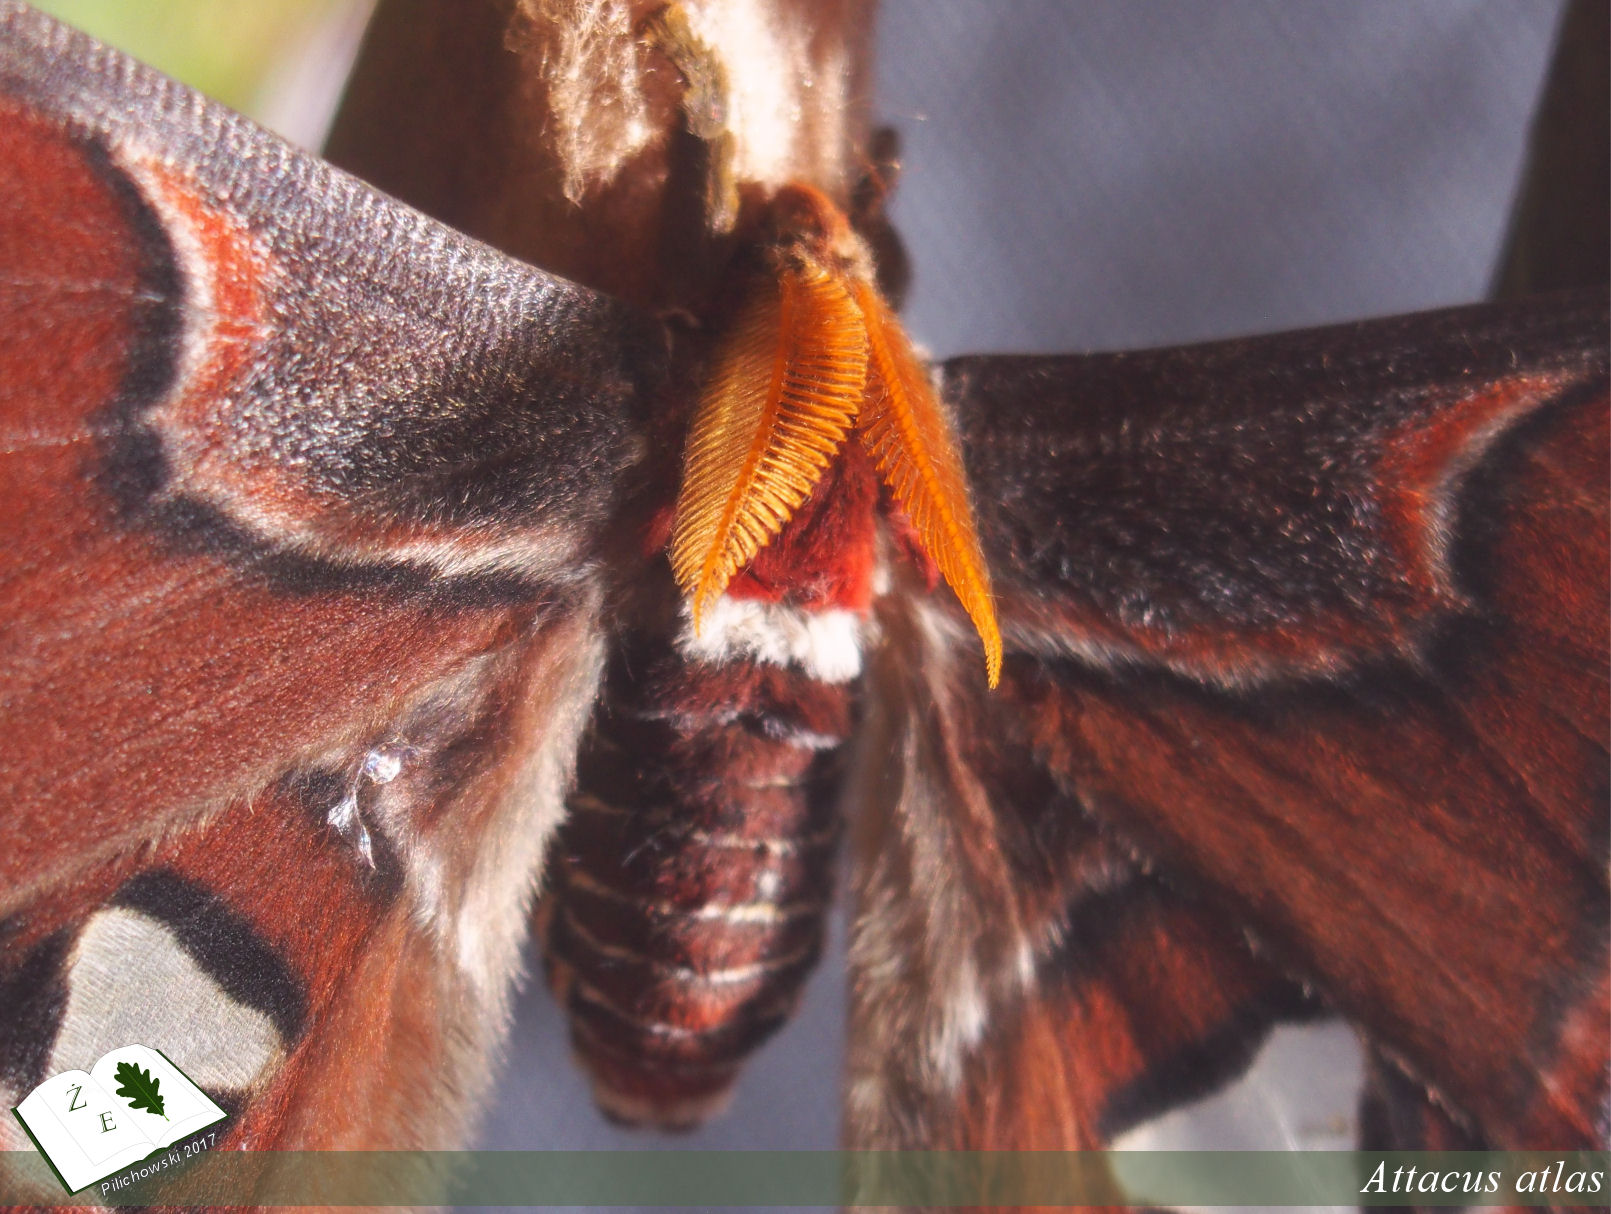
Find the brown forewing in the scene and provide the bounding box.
[0,8,657,890]
[855,292,1609,1151]
[0,6,652,1158]
[844,291,1611,1165]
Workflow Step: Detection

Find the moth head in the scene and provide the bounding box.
[669,184,1002,688]
[765,182,878,284]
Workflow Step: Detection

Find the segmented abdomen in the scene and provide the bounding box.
[540,637,852,1128]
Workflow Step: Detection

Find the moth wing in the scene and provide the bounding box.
[0,6,660,1167]
[847,293,1610,1161]
[847,598,1326,1155]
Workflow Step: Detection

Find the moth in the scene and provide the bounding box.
[0,0,1605,1201]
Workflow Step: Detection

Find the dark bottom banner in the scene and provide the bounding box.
[0,1148,1605,1207]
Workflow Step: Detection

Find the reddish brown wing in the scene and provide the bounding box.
[846,292,1610,1158]
[0,4,658,1172]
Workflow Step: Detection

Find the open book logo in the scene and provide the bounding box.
[11,1044,227,1195]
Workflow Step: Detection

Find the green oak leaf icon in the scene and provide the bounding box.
[113,1061,167,1120]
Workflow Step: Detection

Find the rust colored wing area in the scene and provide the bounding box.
[0,7,637,1159]
[1,616,606,1178]
[847,605,1322,1158]
[0,9,647,903]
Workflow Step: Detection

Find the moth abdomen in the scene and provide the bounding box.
[541,649,848,1128]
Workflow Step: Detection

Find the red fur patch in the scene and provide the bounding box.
[725,443,880,611]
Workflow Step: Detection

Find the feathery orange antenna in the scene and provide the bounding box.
[855,284,1002,687]
[670,258,869,624]
[670,183,1001,686]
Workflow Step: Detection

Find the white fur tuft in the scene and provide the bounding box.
[515,0,656,202]
[677,596,865,682]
